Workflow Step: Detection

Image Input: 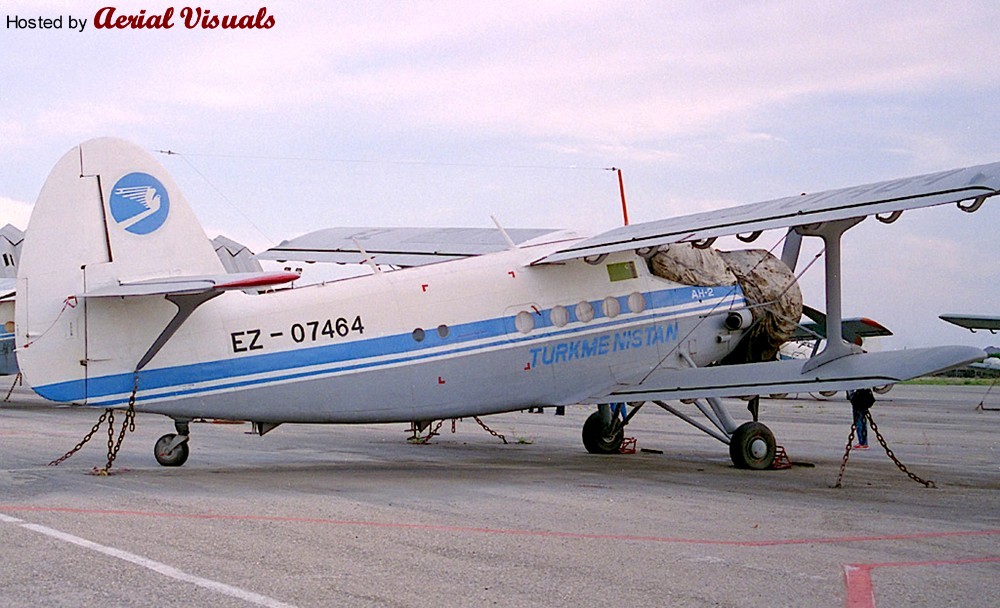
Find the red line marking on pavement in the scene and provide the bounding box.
[843,564,875,608]
[844,557,1000,608]
[1,505,998,547]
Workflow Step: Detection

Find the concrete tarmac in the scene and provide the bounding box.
[1,382,997,607]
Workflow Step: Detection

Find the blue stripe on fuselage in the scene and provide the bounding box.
[34,284,744,404]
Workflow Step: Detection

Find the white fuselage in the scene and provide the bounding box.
[36,241,746,423]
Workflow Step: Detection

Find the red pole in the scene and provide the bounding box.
[617,168,629,226]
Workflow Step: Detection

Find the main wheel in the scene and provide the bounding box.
[582,411,624,454]
[729,422,776,470]
[154,433,190,467]
[873,384,893,395]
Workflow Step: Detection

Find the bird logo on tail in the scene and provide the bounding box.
[109,173,171,235]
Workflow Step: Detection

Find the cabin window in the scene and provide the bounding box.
[515,311,535,334]
[550,305,569,327]
[437,324,449,338]
[412,328,425,342]
[603,296,621,318]
[627,292,646,313]
[575,301,594,323]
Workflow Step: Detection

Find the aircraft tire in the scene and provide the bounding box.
[873,384,893,395]
[582,411,624,454]
[154,433,190,467]
[729,421,776,470]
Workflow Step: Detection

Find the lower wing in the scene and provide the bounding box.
[595,346,983,402]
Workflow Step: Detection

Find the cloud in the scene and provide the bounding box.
[0,120,29,154]
[34,102,147,138]
[0,196,33,229]
[263,2,1000,144]
[8,1,1000,162]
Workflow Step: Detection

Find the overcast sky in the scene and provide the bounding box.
[2,1,998,350]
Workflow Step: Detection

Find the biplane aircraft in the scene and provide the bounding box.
[14,138,995,469]
[940,314,1000,334]
[940,314,1000,371]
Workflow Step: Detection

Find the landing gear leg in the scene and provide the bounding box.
[582,405,625,454]
[154,418,190,467]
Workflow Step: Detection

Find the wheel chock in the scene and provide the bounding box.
[771,445,792,470]
[619,437,637,454]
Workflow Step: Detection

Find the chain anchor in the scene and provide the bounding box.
[3,372,23,402]
[975,377,998,411]
[408,417,509,445]
[833,411,935,489]
[408,419,445,444]
[48,372,140,474]
[473,416,508,444]
[867,411,935,488]
[832,423,856,488]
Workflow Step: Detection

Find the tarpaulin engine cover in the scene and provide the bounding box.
[649,244,802,363]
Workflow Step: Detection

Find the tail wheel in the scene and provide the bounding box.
[582,411,624,454]
[729,421,776,470]
[154,433,190,467]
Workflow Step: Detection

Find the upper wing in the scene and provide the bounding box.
[257,227,563,267]
[595,346,983,402]
[940,314,1000,332]
[536,161,1000,264]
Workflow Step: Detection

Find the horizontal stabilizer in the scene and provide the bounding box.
[790,313,892,342]
[257,226,560,267]
[81,270,299,298]
[536,160,1000,264]
[599,346,984,402]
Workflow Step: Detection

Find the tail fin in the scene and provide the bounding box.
[16,138,224,402]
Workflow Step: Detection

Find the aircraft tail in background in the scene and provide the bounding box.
[15,138,225,400]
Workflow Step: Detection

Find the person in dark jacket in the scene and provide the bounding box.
[848,388,875,449]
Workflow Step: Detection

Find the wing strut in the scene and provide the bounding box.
[653,400,731,444]
[779,228,803,271]
[797,217,865,372]
[672,351,740,440]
